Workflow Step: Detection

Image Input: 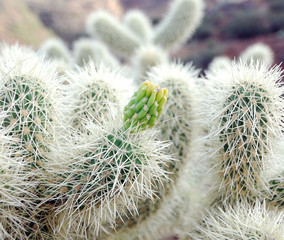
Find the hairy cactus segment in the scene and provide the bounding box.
[73,38,119,68]
[154,0,205,50]
[219,83,271,200]
[0,76,52,168]
[207,56,231,73]
[39,38,71,64]
[68,62,129,133]
[132,45,169,85]
[123,10,152,42]
[72,80,118,130]
[86,11,141,57]
[239,42,274,67]
[43,130,143,209]
[190,201,284,240]
[123,80,168,131]
[42,117,171,238]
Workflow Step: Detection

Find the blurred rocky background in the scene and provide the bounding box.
[1,0,283,70]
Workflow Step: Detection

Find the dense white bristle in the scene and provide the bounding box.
[42,114,172,239]
[190,200,284,240]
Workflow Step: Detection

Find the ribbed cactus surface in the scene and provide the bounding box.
[0,76,53,168]
[219,83,271,200]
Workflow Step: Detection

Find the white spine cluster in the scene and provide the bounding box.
[154,0,205,50]
[123,10,153,42]
[86,11,141,57]
[202,62,284,203]
[239,42,274,67]
[190,201,284,240]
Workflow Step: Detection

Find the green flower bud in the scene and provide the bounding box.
[124,80,168,131]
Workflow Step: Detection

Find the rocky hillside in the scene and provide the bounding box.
[0,0,53,48]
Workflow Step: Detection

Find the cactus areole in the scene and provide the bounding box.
[124,80,168,131]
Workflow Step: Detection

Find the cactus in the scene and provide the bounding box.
[203,62,283,203]
[239,42,274,67]
[67,61,129,133]
[123,10,152,42]
[0,44,66,169]
[0,74,53,167]
[105,62,204,240]
[154,0,205,50]
[86,11,141,57]
[149,62,199,160]
[39,37,72,64]
[73,38,119,68]
[0,44,69,239]
[41,80,170,238]
[131,45,169,85]
[0,128,38,239]
[190,201,284,240]
[86,0,205,60]
[264,172,284,209]
[207,56,231,73]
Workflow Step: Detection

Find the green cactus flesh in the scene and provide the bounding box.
[0,76,52,168]
[219,83,271,200]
